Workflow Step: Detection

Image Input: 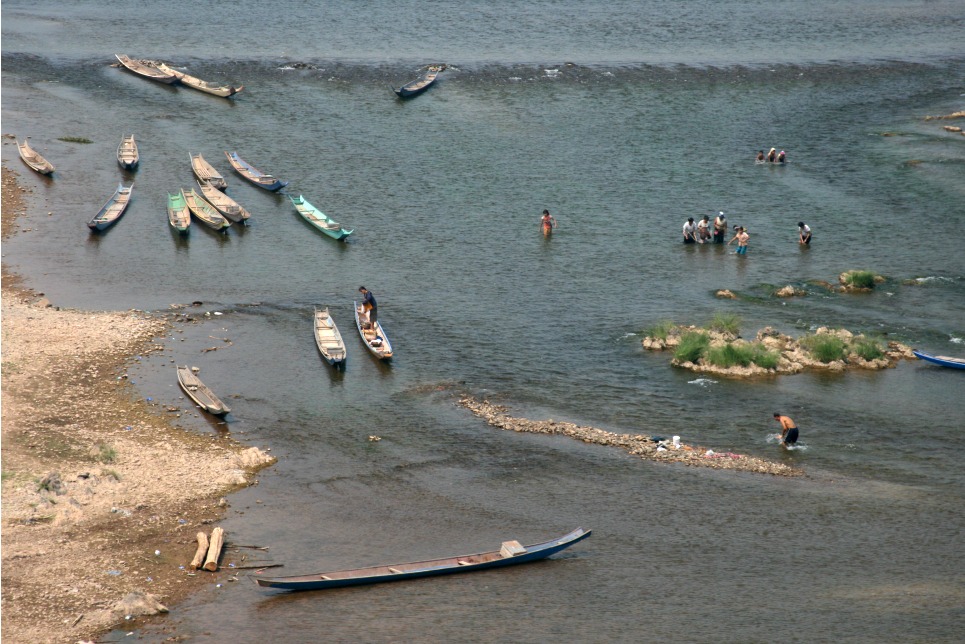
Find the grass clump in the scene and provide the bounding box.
[103,469,121,481]
[97,443,117,464]
[709,311,742,336]
[704,342,780,369]
[645,320,675,341]
[58,136,92,144]
[852,337,884,361]
[800,334,847,363]
[842,270,877,289]
[674,332,710,363]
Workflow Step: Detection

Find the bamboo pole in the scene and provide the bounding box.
[203,527,225,572]
[190,532,209,570]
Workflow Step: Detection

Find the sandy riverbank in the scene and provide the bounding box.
[2,165,274,643]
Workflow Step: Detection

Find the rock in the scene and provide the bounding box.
[111,591,168,618]
[229,447,275,469]
[774,285,804,298]
[715,289,736,299]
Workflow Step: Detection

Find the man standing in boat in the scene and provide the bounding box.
[359,286,377,327]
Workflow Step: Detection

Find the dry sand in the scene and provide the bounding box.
[2,165,274,643]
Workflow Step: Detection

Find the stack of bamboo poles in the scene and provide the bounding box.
[190,527,226,572]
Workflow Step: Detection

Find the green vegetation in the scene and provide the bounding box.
[852,337,884,361]
[843,270,877,289]
[674,331,710,363]
[1,470,13,483]
[645,320,675,341]
[103,469,121,481]
[709,311,742,336]
[58,136,92,144]
[97,443,117,464]
[800,334,847,363]
[705,342,780,369]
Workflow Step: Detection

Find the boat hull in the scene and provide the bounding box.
[176,366,231,415]
[913,350,965,370]
[314,307,347,366]
[290,195,353,240]
[254,528,590,591]
[354,301,393,360]
[115,54,179,84]
[18,140,55,175]
[225,151,288,191]
[87,183,133,231]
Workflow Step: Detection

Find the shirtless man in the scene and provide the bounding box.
[773,413,799,446]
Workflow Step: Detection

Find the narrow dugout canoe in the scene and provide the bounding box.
[253,528,591,591]
[176,366,231,415]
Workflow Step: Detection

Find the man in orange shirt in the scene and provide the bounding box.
[773,413,799,446]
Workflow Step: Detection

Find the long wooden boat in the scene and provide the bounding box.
[17,138,55,175]
[155,62,243,97]
[354,300,393,360]
[116,134,139,170]
[224,151,288,191]
[395,65,444,98]
[190,153,227,190]
[167,192,191,234]
[87,183,133,231]
[314,307,347,367]
[289,195,353,240]
[115,54,179,84]
[198,180,251,224]
[912,350,965,370]
[176,366,231,415]
[182,188,231,231]
[253,527,591,591]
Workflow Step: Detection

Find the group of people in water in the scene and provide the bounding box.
[757,147,786,163]
[681,215,812,252]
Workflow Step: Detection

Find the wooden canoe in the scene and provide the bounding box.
[182,188,231,231]
[289,195,353,240]
[395,65,444,98]
[17,138,55,175]
[224,151,288,191]
[155,62,243,97]
[253,527,591,591]
[115,54,179,84]
[354,300,393,360]
[912,350,965,370]
[176,366,231,415]
[198,180,251,224]
[87,183,133,231]
[167,192,191,234]
[314,307,347,367]
[190,153,227,190]
[117,134,139,170]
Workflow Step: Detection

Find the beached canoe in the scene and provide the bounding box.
[87,183,133,231]
[289,195,353,240]
[17,138,55,175]
[354,300,393,360]
[114,54,179,84]
[314,307,347,367]
[176,366,231,415]
[198,180,251,224]
[912,350,965,370]
[167,192,191,234]
[253,527,591,591]
[155,62,243,97]
[182,188,231,231]
[395,65,444,98]
[224,151,288,191]
[190,153,227,190]
[116,134,139,170]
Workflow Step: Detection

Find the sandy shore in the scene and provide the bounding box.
[2,165,273,643]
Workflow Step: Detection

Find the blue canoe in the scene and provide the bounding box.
[912,350,965,370]
[253,527,591,591]
[224,151,288,191]
[289,195,353,240]
[87,183,133,231]
[394,65,443,98]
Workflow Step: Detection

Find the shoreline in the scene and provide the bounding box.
[1,165,273,643]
